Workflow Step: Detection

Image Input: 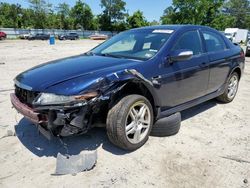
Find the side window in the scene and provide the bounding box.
[202,31,227,52]
[172,30,203,56]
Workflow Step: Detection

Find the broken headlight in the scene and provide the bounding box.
[33,92,98,106]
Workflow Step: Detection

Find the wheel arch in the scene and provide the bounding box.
[231,66,242,80]
[109,80,159,119]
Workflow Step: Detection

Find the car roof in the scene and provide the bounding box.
[130,24,213,32]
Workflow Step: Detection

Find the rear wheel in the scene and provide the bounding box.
[217,72,239,103]
[106,95,153,150]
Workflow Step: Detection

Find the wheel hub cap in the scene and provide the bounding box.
[227,75,238,99]
[125,101,151,144]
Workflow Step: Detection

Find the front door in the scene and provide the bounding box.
[156,30,210,109]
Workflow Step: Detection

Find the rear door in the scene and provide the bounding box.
[201,30,231,93]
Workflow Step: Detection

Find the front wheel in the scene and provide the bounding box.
[217,72,239,103]
[106,95,153,150]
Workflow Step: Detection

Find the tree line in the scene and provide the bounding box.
[0,0,249,32]
[161,0,250,31]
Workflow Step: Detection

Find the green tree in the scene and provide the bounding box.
[127,10,148,28]
[160,0,224,26]
[20,8,35,28]
[46,11,59,29]
[246,15,250,29]
[160,0,250,30]
[223,0,250,28]
[98,13,111,31]
[210,14,236,31]
[71,0,94,30]
[99,0,127,31]
[28,0,51,29]
[0,3,22,28]
[91,16,100,30]
[56,3,71,29]
[161,6,177,24]
[149,20,160,26]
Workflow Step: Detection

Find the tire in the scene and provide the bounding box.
[106,94,154,150]
[150,112,181,137]
[216,72,239,103]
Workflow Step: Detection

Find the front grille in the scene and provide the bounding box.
[15,85,39,106]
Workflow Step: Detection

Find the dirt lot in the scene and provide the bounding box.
[0,40,249,188]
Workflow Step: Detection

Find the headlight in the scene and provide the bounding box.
[33,92,98,106]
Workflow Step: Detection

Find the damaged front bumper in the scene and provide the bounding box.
[10,93,98,139]
[10,93,47,124]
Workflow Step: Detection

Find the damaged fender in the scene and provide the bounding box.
[84,68,160,106]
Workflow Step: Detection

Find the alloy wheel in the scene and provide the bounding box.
[125,101,151,144]
[227,75,238,99]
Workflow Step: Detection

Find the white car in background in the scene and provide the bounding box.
[225,28,248,44]
[89,32,108,40]
[19,33,30,39]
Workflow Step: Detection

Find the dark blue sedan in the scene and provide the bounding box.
[11,25,245,150]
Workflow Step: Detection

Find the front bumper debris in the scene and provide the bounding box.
[54,150,97,175]
[10,93,47,124]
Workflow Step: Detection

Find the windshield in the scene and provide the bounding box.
[91,30,172,61]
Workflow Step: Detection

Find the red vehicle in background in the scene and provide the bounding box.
[0,31,7,40]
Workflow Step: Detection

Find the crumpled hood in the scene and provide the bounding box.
[15,55,140,93]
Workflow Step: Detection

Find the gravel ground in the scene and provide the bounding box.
[0,40,249,188]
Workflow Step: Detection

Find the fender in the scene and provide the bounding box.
[84,69,160,107]
[229,66,242,79]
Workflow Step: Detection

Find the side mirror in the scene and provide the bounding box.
[169,49,193,63]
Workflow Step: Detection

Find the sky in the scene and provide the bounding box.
[0,0,172,21]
